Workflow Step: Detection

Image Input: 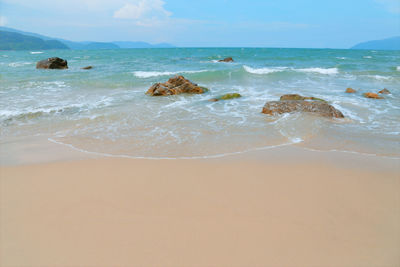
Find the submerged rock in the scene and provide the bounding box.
[279,94,326,102]
[146,75,208,96]
[81,66,93,70]
[378,88,390,94]
[364,92,383,99]
[209,93,242,102]
[262,100,344,118]
[218,57,234,62]
[36,57,68,69]
[346,88,356,93]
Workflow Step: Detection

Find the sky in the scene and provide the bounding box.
[0,0,399,48]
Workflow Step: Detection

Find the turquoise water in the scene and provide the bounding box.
[1,48,399,159]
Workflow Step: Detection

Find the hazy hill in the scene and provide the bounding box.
[351,36,400,50]
[0,27,175,50]
[0,31,69,50]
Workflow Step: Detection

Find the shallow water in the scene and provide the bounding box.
[1,48,399,159]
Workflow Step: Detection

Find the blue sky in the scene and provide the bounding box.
[0,0,399,48]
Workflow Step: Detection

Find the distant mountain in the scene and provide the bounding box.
[113,41,175,48]
[82,42,120,50]
[351,36,400,50]
[0,31,69,50]
[0,27,175,50]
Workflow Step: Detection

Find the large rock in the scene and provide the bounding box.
[218,57,234,62]
[36,57,68,69]
[146,75,208,96]
[262,100,344,118]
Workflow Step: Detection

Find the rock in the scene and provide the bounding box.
[262,100,344,118]
[280,94,326,102]
[146,75,208,96]
[364,92,383,99]
[378,88,390,94]
[346,88,356,93]
[81,66,93,70]
[218,57,234,62]
[208,93,242,102]
[36,57,68,69]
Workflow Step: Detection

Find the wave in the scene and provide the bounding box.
[243,65,287,74]
[363,56,372,59]
[30,51,43,54]
[365,75,391,81]
[243,66,338,75]
[296,67,338,75]
[133,70,208,78]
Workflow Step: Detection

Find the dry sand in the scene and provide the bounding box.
[1,147,399,267]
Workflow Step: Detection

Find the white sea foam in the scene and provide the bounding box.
[296,67,339,75]
[363,56,372,59]
[8,62,33,67]
[365,75,391,81]
[30,51,43,54]
[396,66,400,71]
[243,65,287,74]
[243,66,338,75]
[133,70,207,78]
[336,57,346,60]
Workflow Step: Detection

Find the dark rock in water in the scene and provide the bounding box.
[81,66,93,70]
[218,57,234,62]
[280,94,326,102]
[262,100,344,118]
[209,93,242,102]
[36,57,68,69]
[346,88,356,93]
[378,88,390,94]
[364,92,383,99]
[146,75,208,96]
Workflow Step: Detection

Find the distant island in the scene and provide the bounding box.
[351,36,400,50]
[0,27,175,50]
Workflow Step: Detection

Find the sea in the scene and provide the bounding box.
[1,48,399,161]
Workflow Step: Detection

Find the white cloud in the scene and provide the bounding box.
[113,0,172,26]
[0,16,7,26]
[375,0,400,14]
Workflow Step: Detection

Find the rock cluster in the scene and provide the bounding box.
[262,94,344,118]
[146,75,208,96]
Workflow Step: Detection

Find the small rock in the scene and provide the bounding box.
[364,92,383,99]
[208,93,242,102]
[218,57,234,62]
[262,100,344,118]
[346,88,356,93]
[81,66,93,70]
[146,75,208,96]
[36,57,68,69]
[378,88,390,94]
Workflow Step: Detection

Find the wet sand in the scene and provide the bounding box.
[1,147,399,267]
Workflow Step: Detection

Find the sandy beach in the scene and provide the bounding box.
[1,145,399,267]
